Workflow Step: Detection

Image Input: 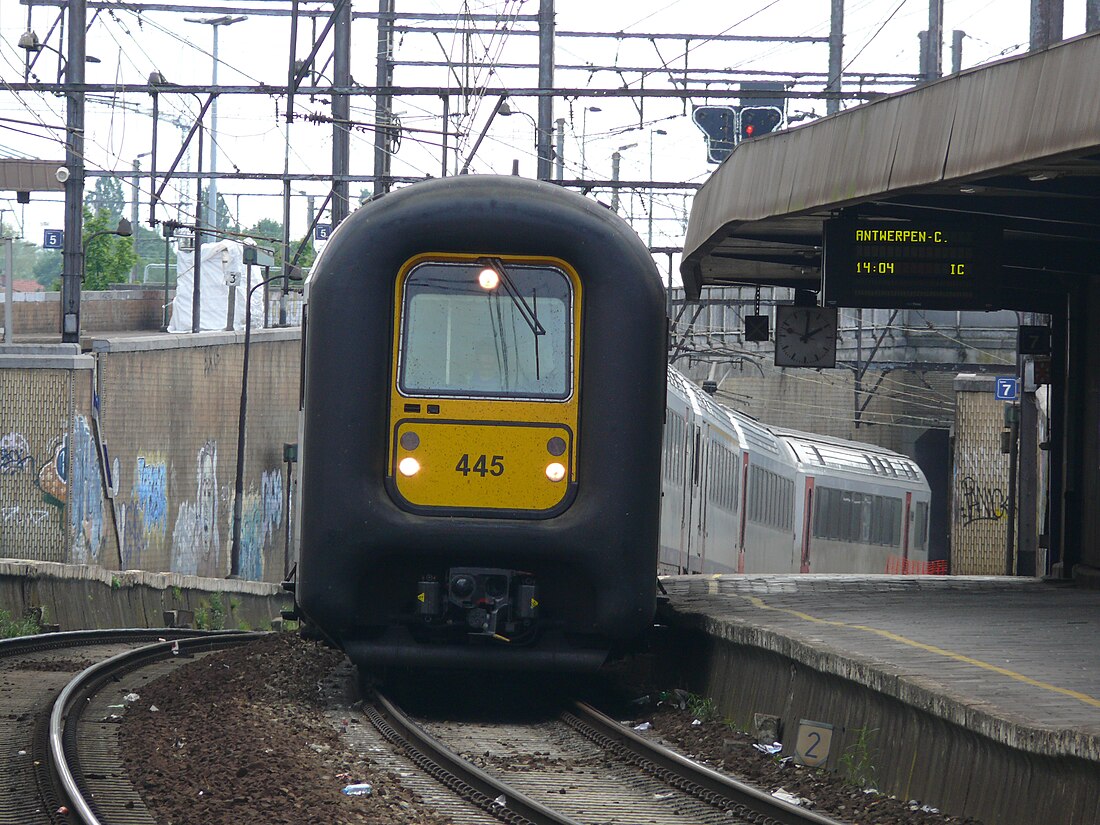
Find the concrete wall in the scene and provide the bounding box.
[0,560,290,632]
[0,329,299,584]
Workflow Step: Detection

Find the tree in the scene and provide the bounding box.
[85,176,126,222]
[82,207,138,290]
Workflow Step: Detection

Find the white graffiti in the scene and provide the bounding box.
[1,506,50,526]
[171,441,222,577]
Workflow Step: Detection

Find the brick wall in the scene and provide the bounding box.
[3,289,166,336]
[0,329,299,584]
[952,374,1012,574]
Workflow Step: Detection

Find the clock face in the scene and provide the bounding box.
[774,305,838,368]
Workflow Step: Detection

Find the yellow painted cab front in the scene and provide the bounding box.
[388,254,581,517]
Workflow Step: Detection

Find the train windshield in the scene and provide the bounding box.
[399,261,573,399]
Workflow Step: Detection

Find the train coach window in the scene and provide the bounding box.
[399,261,573,399]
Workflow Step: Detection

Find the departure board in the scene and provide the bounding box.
[823,216,1002,309]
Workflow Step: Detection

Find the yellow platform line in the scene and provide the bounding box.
[739,594,1100,710]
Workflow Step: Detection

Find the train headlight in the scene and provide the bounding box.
[398,457,421,477]
[545,462,566,482]
[478,268,500,290]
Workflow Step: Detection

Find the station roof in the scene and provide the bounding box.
[680,31,1100,299]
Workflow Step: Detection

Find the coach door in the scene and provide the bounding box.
[902,491,912,562]
[737,452,749,573]
[680,421,703,573]
[800,477,815,573]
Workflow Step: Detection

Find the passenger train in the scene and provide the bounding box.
[662,368,931,577]
[293,174,932,673]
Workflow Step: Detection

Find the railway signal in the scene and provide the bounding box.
[738,106,784,141]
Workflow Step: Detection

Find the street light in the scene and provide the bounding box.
[230,262,288,580]
[499,100,538,145]
[580,106,602,178]
[82,216,133,271]
[17,28,100,82]
[130,152,151,283]
[610,143,637,214]
[185,15,248,233]
[648,129,667,249]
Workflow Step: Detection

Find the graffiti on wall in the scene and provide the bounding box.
[68,416,105,564]
[134,457,168,535]
[115,455,169,569]
[958,475,1008,525]
[171,441,222,577]
[35,417,106,564]
[1,432,34,475]
[235,468,284,581]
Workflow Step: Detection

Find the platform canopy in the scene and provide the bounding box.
[0,160,68,194]
[680,31,1100,300]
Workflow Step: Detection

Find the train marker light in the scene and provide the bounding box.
[478,267,500,290]
[398,457,421,476]
[545,462,566,482]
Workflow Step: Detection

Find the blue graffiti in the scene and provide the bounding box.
[68,416,104,564]
[238,499,266,581]
[134,457,168,535]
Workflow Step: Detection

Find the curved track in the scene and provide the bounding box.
[0,630,258,825]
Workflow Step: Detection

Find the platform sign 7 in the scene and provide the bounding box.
[995,377,1019,401]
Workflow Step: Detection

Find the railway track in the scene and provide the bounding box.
[367,692,846,825]
[9,632,845,825]
[0,629,259,825]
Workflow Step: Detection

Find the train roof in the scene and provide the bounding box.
[667,366,782,457]
[771,426,926,485]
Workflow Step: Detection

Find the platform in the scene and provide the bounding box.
[660,574,1100,824]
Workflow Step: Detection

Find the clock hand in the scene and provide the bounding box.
[800,324,828,341]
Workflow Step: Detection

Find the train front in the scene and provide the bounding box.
[295,176,667,671]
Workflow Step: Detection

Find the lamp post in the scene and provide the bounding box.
[499,100,538,171]
[185,15,247,234]
[580,105,602,178]
[230,267,284,579]
[647,129,667,249]
[130,152,151,283]
[82,218,133,286]
[610,143,637,215]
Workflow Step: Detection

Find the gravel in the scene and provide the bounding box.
[118,634,982,825]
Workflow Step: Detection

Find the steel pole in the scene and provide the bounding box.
[3,237,13,344]
[536,0,554,180]
[60,0,87,343]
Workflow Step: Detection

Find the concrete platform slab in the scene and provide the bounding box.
[660,574,1100,824]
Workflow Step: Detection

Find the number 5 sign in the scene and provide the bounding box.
[794,719,833,767]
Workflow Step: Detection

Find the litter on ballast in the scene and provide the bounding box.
[342,783,373,796]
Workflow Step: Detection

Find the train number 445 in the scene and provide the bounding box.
[455,454,505,477]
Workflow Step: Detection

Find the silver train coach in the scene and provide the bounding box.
[660,366,933,576]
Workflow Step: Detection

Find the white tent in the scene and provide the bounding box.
[168,239,266,333]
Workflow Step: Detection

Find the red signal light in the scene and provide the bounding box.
[745,124,755,136]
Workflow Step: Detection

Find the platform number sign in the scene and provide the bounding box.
[43,229,64,249]
[1017,325,1051,356]
[995,377,1019,401]
[314,223,332,241]
[795,719,833,767]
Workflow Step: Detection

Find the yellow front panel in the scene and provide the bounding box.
[393,420,573,511]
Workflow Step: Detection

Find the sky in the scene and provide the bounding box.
[0,0,1089,264]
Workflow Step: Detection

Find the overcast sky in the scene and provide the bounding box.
[0,0,1088,257]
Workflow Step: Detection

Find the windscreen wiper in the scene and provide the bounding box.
[482,257,545,380]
